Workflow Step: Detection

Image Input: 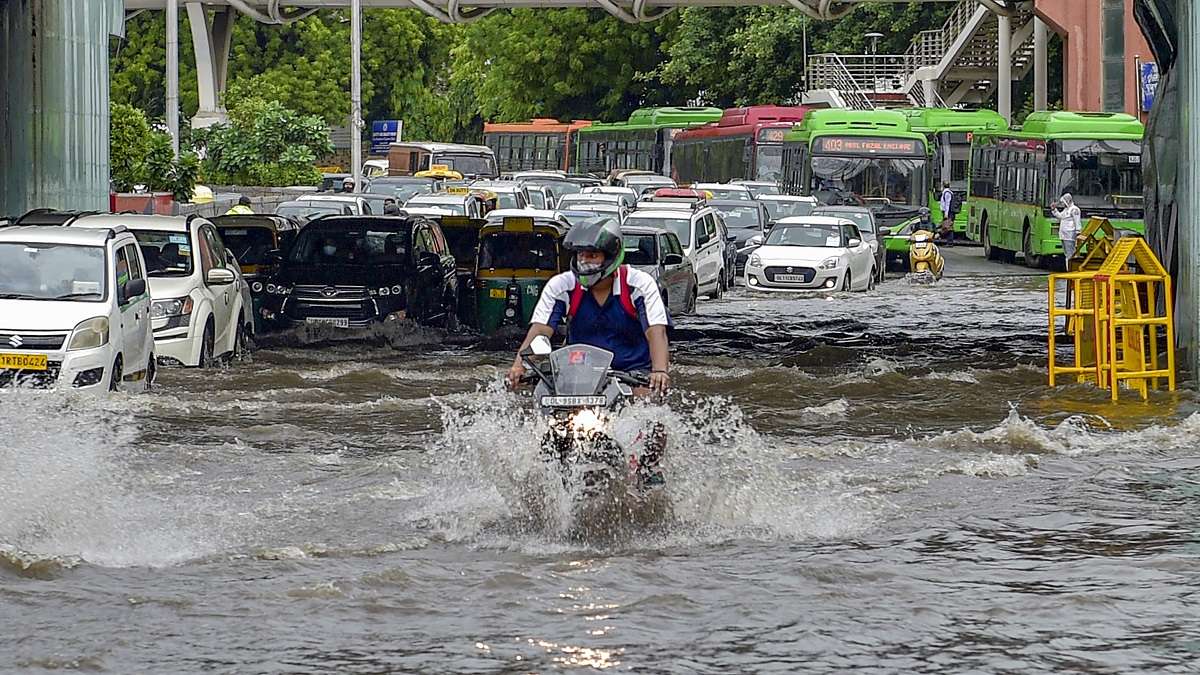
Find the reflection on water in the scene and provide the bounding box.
[2,260,1199,672]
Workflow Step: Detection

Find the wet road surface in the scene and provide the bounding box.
[3,247,1200,673]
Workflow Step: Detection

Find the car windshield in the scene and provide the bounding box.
[372,179,436,203]
[289,226,410,266]
[522,179,583,197]
[407,197,466,216]
[703,188,752,201]
[361,196,394,214]
[711,205,763,229]
[625,176,673,188]
[744,181,781,197]
[560,195,617,206]
[217,227,275,265]
[810,156,929,207]
[478,232,558,270]
[755,145,785,182]
[133,230,195,276]
[622,234,658,265]
[495,192,521,209]
[527,191,547,209]
[814,210,874,234]
[765,223,843,247]
[1054,140,1144,209]
[0,243,106,301]
[627,217,691,248]
[762,199,815,220]
[437,153,496,177]
[276,203,344,222]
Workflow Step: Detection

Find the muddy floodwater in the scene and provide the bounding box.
[3,249,1200,673]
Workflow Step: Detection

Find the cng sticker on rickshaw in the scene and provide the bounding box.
[489,288,506,298]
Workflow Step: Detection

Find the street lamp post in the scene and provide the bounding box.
[350,0,363,193]
[865,32,883,106]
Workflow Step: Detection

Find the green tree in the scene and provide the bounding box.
[109,103,199,200]
[194,94,333,186]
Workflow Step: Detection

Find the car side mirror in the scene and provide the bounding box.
[122,278,146,301]
[847,238,862,248]
[265,249,284,264]
[748,235,764,247]
[206,267,237,286]
[878,228,892,237]
[418,251,441,267]
[530,334,553,356]
[663,253,684,266]
[726,234,737,243]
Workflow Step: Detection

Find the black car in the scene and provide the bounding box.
[813,206,886,282]
[708,199,769,275]
[262,215,460,330]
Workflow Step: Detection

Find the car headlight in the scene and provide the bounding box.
[265,284,291,295]
[391,284,403,295]
[251,281,264,293]
[379,287,391,296]
[151,296,193,319]
[748,254,762,267]
[818,256,841,270]
[67,317,109,351]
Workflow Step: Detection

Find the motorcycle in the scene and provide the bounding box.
[907,229,945,283]
[519,335,662,498]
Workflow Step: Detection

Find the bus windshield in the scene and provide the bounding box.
[755,145,784,182]
[810,156,928,207]
[1054,140,1143,209]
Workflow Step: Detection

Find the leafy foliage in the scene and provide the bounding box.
[193,94,333,187]
[109,103,198,201]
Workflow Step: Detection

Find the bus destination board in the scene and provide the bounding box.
[813,136,925,157]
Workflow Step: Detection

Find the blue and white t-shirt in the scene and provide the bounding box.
[530,267,670,372]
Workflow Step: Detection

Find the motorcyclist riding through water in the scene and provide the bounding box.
[507,216,672,485]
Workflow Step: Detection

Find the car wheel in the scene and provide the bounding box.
[841,271,852,292]
[109,356,123,392]
[443,294,460,332]
[198,321,215,368]
[686,287,698,314]
[865,268,876,292]
[232,321,250,362]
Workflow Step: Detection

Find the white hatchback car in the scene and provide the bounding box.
[744,216,877,293]
[73,214,254,367]
[623,205,728,299]
[0,221,155,390]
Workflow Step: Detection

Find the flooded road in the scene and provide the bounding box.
[4,248,1200,673]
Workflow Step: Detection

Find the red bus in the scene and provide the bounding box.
[483,119,592,173]
[670,106,811,184]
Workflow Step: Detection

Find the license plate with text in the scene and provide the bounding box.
[306,317,350,328]
[774,274,809,282]
[0,353,48,370]
[541,395,607,407]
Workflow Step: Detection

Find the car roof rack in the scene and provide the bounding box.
[13,208,102,226]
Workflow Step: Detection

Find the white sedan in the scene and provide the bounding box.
[743,216,877,292]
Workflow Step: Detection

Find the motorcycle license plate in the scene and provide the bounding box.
[0,353,47,370]
[306,317,349,328]
[541,395,607,407]
[774,274,808,282]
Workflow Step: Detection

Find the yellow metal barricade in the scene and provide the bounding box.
[1048,235,1176,401]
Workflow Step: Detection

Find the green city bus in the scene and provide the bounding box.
[899,108,1009,232]
[780,109,932,229]
[964,111,1145,267]
[572,106,723,177]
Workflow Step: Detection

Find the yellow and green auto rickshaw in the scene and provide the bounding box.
[474,216,569,334]
[434,215,488,327]
[212,214,301,332]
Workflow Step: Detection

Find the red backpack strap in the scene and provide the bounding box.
[618,265,638,320]
[567,276,586,320]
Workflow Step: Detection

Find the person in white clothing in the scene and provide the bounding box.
[1051,192,1083,267]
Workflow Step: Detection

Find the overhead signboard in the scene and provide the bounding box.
[758,128,788,143]
[813,136,925,157]
[370,120,402,155]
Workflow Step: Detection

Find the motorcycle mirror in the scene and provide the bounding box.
[530,335,553,356]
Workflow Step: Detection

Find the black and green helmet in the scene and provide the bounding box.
[564,216,624,288]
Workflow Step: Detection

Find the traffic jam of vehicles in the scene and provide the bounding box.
[1,106,1144,391]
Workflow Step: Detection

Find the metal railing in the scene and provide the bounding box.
[804,54,875,110]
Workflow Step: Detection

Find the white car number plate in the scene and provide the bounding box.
[306,317,350,328]
[774,274,808,282]
[541,395,607,407]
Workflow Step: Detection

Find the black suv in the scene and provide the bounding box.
[262,216,459,330]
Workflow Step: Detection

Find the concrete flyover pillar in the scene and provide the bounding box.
[997,13,1012,122]
[1179,0,1199,370]
[187,2,235,129]
[0,0,124,215]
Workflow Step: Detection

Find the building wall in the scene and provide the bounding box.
[1037,0,1154,117]
[0,0,123,216]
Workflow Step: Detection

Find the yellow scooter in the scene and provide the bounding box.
[907,229,945,283]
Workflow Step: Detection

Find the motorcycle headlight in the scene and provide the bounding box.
[151,296,193,319]
[818,256,841,270]
[570,408,606,435]
[67,317,109,351]
[748,253,762,267]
